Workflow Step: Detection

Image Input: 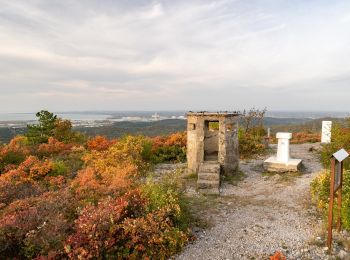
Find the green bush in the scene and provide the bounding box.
[319,120,350,169]
[50,161,68,176]
[238,126,266,159]
[142,171,192,231]
[151,146,186,164]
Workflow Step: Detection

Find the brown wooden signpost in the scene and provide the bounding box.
[327,148,349,249]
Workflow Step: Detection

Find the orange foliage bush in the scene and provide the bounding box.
[270,132,321,144]
[18,156,54,180]
[270,251,286,260]
[71,136,148,201]
[291,132,320,144]
[86,135,116,151]
[71,166,133,202]
[151,132,186,151]
[84,135,149,174]
[0,135,31,171]
[0,156,54,205]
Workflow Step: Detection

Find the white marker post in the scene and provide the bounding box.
[321,121,332,144]
[276,132,292,163]
[263,132,302,172]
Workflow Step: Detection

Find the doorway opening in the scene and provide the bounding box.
[204,121,219,161]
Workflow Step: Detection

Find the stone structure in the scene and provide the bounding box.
[321,121,332,144]
[187,112,240,194]
[264,132,302,172]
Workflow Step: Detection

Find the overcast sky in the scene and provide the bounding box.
[0,0,350,112]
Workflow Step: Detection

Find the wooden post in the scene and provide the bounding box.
[327,158,336,249]
[337,162,343,231]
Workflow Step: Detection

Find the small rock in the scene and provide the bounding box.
[338,249,349,259]
[192,227,201,233]
[342,230,350,237]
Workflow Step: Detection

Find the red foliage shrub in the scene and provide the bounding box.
[65,189,187,259]
[0,190,77,258]
[37,137,73,157]
[0,169,43,205]
[65,189,146,259]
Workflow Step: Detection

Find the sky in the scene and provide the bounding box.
[0,0,350,113]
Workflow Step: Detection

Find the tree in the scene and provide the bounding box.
[241,107,267,133]
[53,119,73,143]
[26,110,57,144]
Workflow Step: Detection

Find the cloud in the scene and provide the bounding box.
[0,0,350,112]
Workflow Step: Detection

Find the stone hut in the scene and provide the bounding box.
[187,112,240,178]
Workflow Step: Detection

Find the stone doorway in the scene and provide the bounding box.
[187,111,239,175]
[204,121,219,161]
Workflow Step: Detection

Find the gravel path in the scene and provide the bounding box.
[176,143,328,260]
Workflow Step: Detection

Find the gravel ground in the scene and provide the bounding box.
[175,143,332,260]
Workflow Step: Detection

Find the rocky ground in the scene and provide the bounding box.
[156,143,350,259]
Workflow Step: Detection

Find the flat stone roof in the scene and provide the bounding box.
[187,111,240,117]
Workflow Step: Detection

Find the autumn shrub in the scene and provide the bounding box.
[270,251,286,260]
[71,166,134,203]
[142,171,192,231]
[65,189,188,259]
[0,170,43,206]
[84,135,150,174]
[150,132,186,163]
[311,170,350,230]
[70,136,149,202]
[0,155,73,205]
[238,126,266,159]
[291,131,321,144]
[0,135,31,173]
[54,146,85,176]
[86,135,116,151]
[0,127,194,259]
[0,190,78,258]
[51,160,68,177]
[37,137,73,157]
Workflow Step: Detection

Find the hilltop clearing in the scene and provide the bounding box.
[173,143,328,259]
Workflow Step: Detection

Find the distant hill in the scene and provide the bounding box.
[0,117,348,144]
[0,127,27,143]
[263,117,311,126]
[75,119,187,139]
[269,117,347,134]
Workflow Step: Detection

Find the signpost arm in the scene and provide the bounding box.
[327,158,336,249]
